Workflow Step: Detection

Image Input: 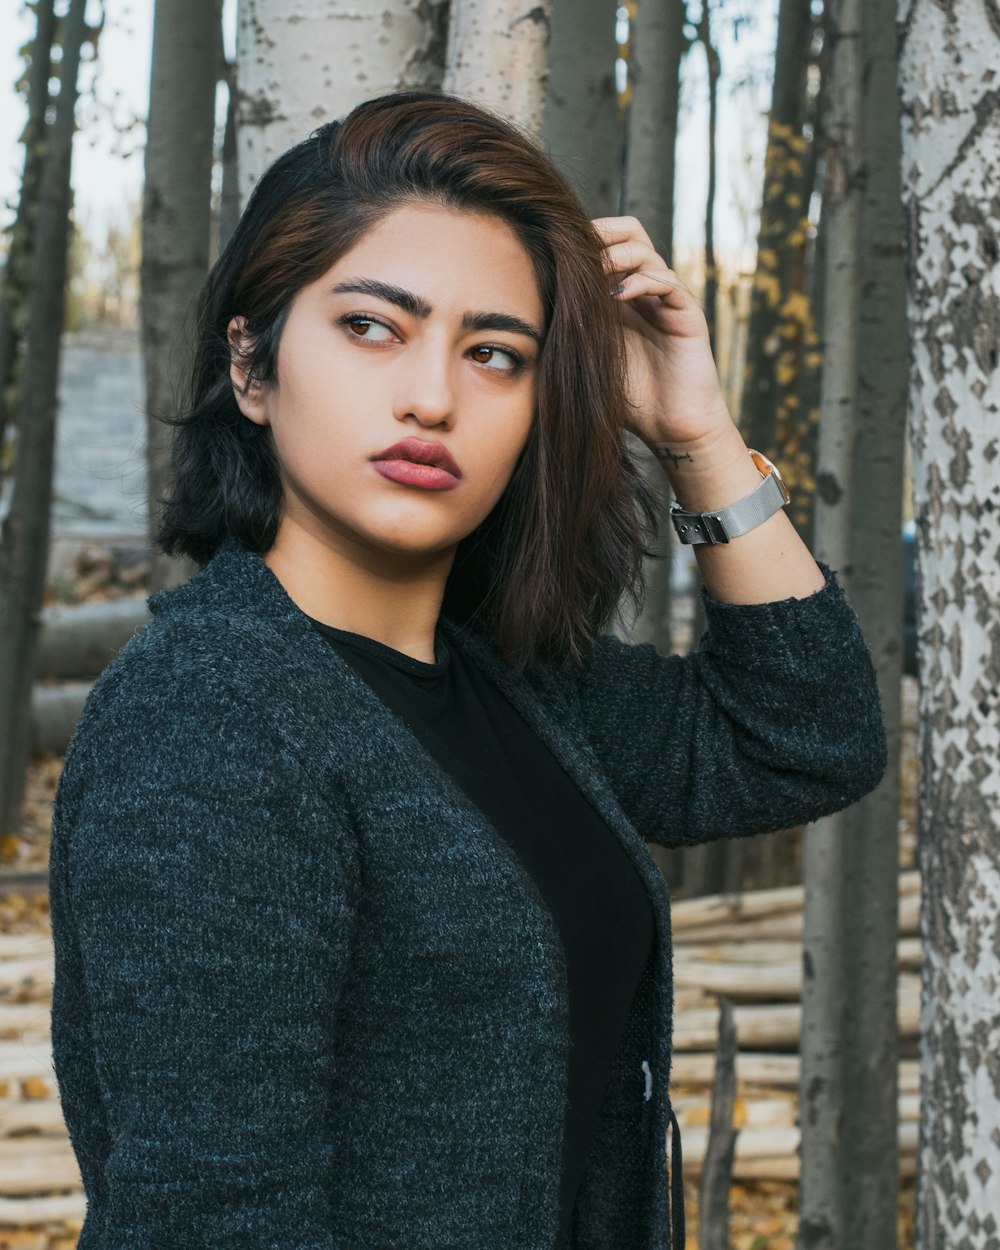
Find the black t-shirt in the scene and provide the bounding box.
[307,615,655,1250]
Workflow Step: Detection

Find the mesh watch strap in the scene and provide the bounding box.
[669,460,790,545]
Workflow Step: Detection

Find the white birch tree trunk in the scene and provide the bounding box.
[443,0,551,134]
[897,2,1000,1245]
[236,0,449,206]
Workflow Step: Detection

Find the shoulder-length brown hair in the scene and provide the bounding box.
[156,90,659,671]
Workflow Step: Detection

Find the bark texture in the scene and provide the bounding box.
[542,0,622,218]
[622,0,686,265]
[694,0,721,353]
[623,0,687,672]
[444,0,551,134]
[897,2,1000,1245]
[739,0,821,543]
[0,0,88,836]
[0,0,56,462]
[237,0,449,202]
[142,0,222,594]
[837,1,907,1242]
[798,0,864,1243]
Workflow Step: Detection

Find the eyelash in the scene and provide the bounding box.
[336,313,527,376]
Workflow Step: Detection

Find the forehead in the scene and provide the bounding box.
[316,202,544,317]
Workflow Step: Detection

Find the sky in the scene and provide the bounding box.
[1,0,778,268]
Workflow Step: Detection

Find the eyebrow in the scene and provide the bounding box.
[329,278,545,348]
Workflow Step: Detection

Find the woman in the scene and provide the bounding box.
[49,91,886,1250]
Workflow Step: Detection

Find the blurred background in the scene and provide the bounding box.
[0,1,996,1248]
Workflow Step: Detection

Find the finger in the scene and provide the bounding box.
[613,267,701,312]
[600,238,660,276]
[591,215,652,246]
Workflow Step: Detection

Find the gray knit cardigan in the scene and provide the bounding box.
[49,534,887,1250]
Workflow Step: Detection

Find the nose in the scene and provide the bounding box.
[393,334,455,429]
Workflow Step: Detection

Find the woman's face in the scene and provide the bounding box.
[229,202,545,571]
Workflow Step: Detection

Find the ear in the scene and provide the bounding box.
[227,315,269,425]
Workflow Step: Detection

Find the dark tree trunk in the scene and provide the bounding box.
[739,0,819,544]
[542,0,624,217]
[218,18,240,257]
[696,1,721,353]
[0,0,89,836]
[0,0,57,463]
[837,1,907,1240]
[620,0,690,897]
[142,0,224,594]
[798,0,865,1241]
[698,997,737,1250]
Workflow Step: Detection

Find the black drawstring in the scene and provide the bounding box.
[668,1105,685,1250]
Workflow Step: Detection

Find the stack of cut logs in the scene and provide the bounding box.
[668,869,921,1180]
[0,873,922,1229]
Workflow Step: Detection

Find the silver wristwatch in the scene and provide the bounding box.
[669,449,791,545]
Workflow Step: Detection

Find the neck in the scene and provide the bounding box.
[262,519,454,665]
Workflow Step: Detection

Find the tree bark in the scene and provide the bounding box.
[695,0,720,354]
[897,2,1000,1244]
[797,0,864,1244]
[542,0,623,218]
[698,997,737,1250]
[622,0,686,266]
[738,0,819,543]
[622,0,687,708]
[217,7,240,256]
[838,0,907,1243]
[0,0,89,837]
[0,0,57,464]
[238,0,449,203]
[142,0,223,594]
[444,0,551,134]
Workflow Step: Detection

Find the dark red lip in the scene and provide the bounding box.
[371,437,463,479]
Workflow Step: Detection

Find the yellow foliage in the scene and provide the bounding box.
[776,358,798,388]
[780,291,811,323]
[753,273,782,308]
[758,248,779,270]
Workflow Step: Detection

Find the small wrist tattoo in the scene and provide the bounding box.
[651,446,694,468]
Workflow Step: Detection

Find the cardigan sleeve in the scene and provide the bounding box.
[566,560,888,849]
[49,661,358,1249]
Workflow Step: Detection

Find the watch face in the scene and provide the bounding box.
[749,449,791,504]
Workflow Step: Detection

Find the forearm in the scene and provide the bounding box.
[648,409,826,605]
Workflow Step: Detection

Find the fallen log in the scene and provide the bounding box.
[670,870,919,931]
[0,1145,81,1194]
[0,1004,50,1040]
[669,1053,920,1094]
[671,1119,919,1171]
[35,597,150,680]
[673,937,922,971]
[0,1192,86,1226]
[31,681,93,757]
[673,978,921,1050]
[671,891,920,944]
[0,1100,67,1136]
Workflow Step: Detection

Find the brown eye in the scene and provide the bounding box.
[470,344,523,373]
[338,313,395,343]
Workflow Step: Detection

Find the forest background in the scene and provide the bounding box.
[0,2,997,1250]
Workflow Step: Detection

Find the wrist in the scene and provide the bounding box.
[649,425,762,513]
